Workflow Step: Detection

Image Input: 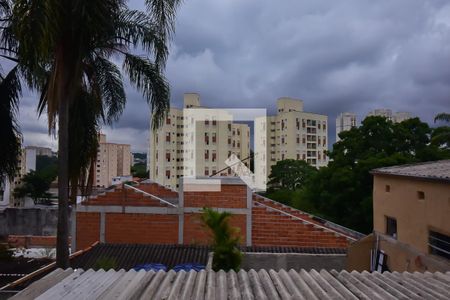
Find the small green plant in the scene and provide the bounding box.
[0,243,13,261]
[201,207,242,271]
[94,257,117,271]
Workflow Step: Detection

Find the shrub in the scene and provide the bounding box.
[201,207,242,271]
[94,257,117,270]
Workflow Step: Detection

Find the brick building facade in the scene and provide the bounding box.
[73,178,358,251]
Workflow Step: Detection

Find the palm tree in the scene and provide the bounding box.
[433,113,450,148]
[2,0,180,267]
[435,113,450,123]
[0,66,22,183]
[0,1,21,183]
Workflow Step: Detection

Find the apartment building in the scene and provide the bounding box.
[264,97,328,173]
[24,146,54,157]
[148,93,250,190]
[367,109,412,123]
[335,112,357,142]
[93,134,132,188]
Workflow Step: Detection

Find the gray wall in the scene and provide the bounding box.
[241,253,347,271]
[0,208,71,237]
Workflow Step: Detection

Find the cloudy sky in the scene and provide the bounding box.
[14,0,450,152]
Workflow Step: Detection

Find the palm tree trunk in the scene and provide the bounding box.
[56,81,70,268]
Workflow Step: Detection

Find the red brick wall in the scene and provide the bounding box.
[252,206,349,248]
[183,213,247,245]
[76,212,100,250]
[84,189,168,207]
[105,213,178,244]
[184,184,247,208]
[138,183,178,198]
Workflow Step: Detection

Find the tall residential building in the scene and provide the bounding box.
[367,109,412,123]
[24,146,54,157]
[148,93,250,191]
[392,112,412,123]
[264,97,328,174]
[336,112,357,142]
[93,134,132,188]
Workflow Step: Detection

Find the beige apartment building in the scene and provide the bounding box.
[335,112,357,142]
[148,93,250,190]
[367,109,412,123]
[149,95,328,190]
[264,97,328,173]
[348,160,450,272]
[94,134,132,188]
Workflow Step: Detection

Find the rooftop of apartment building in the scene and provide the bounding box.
[372,159,450,182]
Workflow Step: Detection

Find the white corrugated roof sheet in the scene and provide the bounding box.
[11,268,450,300]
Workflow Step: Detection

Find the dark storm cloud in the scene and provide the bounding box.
[15,0,450,151]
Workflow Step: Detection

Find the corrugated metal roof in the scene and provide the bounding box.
[69,244,346,271]
[12,268,450,299]
[372,160,450,182]
[242,246,346,254]
[70,244,212,270]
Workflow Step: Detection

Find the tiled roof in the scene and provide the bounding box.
[70,244,211,271]
[371,160,450,182]
[12,268,450,299]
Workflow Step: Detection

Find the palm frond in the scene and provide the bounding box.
[88,55,126,124]
[122,53,169,129]
[0,66,22,181]
[115,9,168,67]
[434,113,450,123]
[145,0,181,40]
[68,89,101,202]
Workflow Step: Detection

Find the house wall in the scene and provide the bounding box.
[373,175,450,254]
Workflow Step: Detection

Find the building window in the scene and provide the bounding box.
[212,119,217,126]
[166,132,171,142]
[205,119,209,125]
[166,152,170,162]
[204,150,209,160]
[205,167,209,176]
[385,185,390,192]
[417,191,425,200]
[166,117,171,125]
[166,170,170,179]
[386,216,397,239]
[205,133,209,145]
[429,230,450,259]
[212,151,217,162]
[212,133,217,143]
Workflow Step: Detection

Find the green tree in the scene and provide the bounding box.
[131,163,149,179]
[301,116,450,233]
[1,0,180,267]
[268,159,317,191]
[201,207,242,272]
[13,170,55,204]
